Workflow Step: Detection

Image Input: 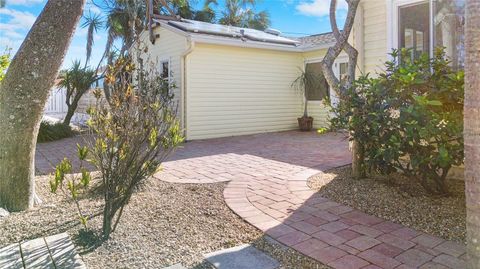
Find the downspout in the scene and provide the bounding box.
[181,37,195,140]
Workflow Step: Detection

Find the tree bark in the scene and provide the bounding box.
[63,95,82,126]
[464,0,480,267]
[321,0,364,179]
[0,0,85,211]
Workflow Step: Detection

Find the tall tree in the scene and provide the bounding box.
[320,0,363,178]
[85,0,146,102]
[218,0,270,30]
[464,0,480,267]
[0,0,85,211]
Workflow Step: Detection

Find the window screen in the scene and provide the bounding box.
[399,2,430,60]
[161,61,169,80]
[304,63,329,101]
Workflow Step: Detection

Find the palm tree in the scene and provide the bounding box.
[82,12,102,65]
[464,0,480,267]
[193,0,217,23]
[218,0,270,30]
[58,61,99,126]
[82,0,145,101]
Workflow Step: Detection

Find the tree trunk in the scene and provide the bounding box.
[63,96,81,126]
[464,0,480,267]
[321,0,363,178]
[351,139,365,178]
[0,0,85,212]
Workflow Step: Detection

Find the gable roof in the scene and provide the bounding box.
[295,32,337,50]
[153,18,335,52]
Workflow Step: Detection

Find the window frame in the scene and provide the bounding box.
[387,0,434,59]
[303,57,349,106]
[159,58,171,83]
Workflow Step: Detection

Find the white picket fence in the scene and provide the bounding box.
[44,87,68,114]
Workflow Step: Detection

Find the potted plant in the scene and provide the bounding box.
[291,68,322,131]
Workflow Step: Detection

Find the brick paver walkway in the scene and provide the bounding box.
[35,131,466,268]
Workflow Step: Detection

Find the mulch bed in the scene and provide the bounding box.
[0,175,325,269]
[308,165,466,243]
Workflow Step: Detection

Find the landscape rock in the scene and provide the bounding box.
[0,208,9,218]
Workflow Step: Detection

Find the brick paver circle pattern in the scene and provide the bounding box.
[36,131,466,269]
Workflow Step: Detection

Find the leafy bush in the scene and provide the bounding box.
[332,49,464,194]
[0,49,10,81]
[50,145,91,229]
[51,57,183,238]
[37,121,76,143]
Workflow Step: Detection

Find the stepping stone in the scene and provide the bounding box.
[44,233,86,268]
[1,233,85,269]
[162,264,187,269]
[204,244,279,269]
[21,237,55,268]
[0,243,23,269]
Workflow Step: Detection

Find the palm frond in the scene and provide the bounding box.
[82,12,103,64]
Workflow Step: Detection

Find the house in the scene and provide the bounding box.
[138,20,348,140]
[352,0,464,74]
[138,0,465,141]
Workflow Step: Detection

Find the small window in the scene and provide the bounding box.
[304,62,329,101]
[160,60,170,80]
[339,62,349,83]
[398,2,430,60]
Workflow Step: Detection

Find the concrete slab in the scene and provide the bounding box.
[21,237,55,269]
[1,233,86,269]
[204,244,279,269]
[0,243,23,269]
[44,233,86,269]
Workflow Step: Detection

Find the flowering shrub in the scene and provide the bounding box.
[331,49,464,194]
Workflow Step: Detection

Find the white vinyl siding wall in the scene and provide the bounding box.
[302,49,334,129]
[139,27,187,125]
[360,0,388,74]
[185,44,305,140]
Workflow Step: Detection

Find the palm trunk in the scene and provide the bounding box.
[303,96,308,118]
[63,97,81,126]
[0,0,85,211]
[464,1,480,267]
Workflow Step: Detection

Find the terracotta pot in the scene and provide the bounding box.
[297,116,313,131]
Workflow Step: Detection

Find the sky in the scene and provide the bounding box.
[0,0,347,69]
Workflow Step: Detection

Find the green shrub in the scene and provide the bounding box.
[50,57,183,238]
[37,121,76,143]
[50,145,91,229]
[332,49,464,194]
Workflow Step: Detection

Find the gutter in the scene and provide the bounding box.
[189,34,302,52]
[180,37,195,140]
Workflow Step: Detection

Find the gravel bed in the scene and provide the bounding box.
[0,175,326,269]
[308,166,466,243]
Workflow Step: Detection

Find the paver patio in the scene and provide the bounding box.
[34,131,466,269]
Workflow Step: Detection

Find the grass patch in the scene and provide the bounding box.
[37,121,76,143]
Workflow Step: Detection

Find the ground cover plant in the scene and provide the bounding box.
[331,49,464,195]
[37,121,77,143]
